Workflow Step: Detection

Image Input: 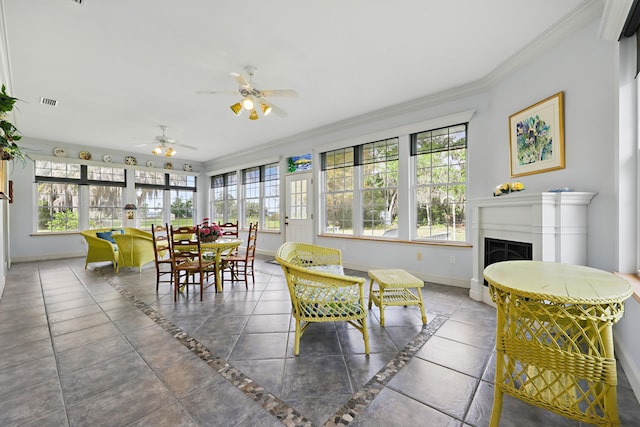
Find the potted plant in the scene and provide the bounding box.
[0,84,25,165]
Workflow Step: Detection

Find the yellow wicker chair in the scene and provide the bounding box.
[276,242,369,356]
[112,229,155,273]
[81,228,154,273]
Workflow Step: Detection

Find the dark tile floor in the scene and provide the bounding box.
[1,255,639,426]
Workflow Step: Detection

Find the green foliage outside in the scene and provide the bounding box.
[46,209,78,232]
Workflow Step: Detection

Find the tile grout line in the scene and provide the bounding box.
[101,274,315,427]
[321,315,448,427]
[102,271,447,427]
[35,263,72,427]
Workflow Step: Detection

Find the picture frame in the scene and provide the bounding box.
[509,92,565,177]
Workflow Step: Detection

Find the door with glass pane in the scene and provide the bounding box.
[285,172,313,244]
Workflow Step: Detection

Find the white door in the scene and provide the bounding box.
[285,172,314,244]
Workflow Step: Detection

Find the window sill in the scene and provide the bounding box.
[30,231,81,237]
[613,272,640,303]
[318,234,472,248]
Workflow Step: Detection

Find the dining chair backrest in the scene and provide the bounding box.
[245,222,258,261]
[151,223,171,261]
[170,225,201,263]
[151,223,174,290]
[218,221,239,238]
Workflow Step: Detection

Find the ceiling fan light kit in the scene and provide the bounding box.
[203,65,297,120]
[139,125,196,157]
[230,102,243,116]
[260,103,272,116]
[241,97,254,110]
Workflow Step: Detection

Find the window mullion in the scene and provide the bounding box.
[353,165,363,237]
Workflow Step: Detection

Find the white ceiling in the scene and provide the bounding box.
[1,0,596,163]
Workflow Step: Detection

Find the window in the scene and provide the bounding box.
[322,147,354,234]
[169,174,196,226]
[241,162,280,230]
[87,165,126,229]
[134,171,197,228]
[35,160,126,232]
[263,163,280,230]
[361,138,398,237]
[243,167,260,226]
[210,172,237,225]
[412,124,467,242]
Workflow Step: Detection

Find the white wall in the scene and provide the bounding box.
[6,14,640,400]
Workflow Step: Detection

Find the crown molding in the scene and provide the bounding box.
[213,0,605,165]
[599,0,634,41]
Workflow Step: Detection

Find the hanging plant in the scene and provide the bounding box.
[0,84,25,165]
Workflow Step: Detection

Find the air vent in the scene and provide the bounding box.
[40,97,58,107]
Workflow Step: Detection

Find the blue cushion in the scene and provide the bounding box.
[96,231,116,244]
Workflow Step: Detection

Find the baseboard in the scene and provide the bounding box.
[342,261,470,288]
[615,335,640,405]
[11,252,86,263]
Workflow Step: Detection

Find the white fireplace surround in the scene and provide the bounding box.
[469,191,597,304]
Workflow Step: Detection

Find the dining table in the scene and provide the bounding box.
[483,260,633,427]
[176,237,242,292]
[200,238,242,292]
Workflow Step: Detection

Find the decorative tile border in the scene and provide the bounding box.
[103,274,447,427]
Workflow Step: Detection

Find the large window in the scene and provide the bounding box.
[362,138,398,237]
[321,123,467,242]
[35,161,126,232]
[210,172,237,225]
[412,124,467,242]
[134,170,196,228]
[322,147,354,234]
[241,162,280,230]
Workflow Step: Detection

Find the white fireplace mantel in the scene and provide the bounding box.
[468,191,597,304]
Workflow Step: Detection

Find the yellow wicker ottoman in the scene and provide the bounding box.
[368,269,427,327]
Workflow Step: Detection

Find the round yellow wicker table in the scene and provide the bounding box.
[483,261,633,427]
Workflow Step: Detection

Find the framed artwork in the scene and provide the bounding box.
[509,92,565,177]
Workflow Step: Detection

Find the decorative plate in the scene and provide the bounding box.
[79,151,92,161]
[102,154,113,163]
[53,147,67,157]
[146,160,155,168]
[164,162,173,170]
[183,164,193,172]
[125,156,137,165]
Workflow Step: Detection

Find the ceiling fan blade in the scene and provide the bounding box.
[260,89,298,98]
[230,72,249,88]
[266,100,288,117]
[174,142,197,151]
[196,90,239,95]
[135,143,151,147]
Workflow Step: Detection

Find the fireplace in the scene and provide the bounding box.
[468,191,596,304]
[484,238,532,285]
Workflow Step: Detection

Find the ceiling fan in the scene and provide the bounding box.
[137,125,197,157]
[197,65,297,120]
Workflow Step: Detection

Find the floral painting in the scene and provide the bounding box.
[509,92,564,177]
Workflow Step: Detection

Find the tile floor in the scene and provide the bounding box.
[1,255,639,426]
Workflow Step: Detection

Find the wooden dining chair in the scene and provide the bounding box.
[218,221,239,256]
[170,225,214,301]
[221,222,258,288]
[151,223,174,291]
[218,221,239,238]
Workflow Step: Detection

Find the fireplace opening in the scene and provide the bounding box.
[484,238,532,286]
